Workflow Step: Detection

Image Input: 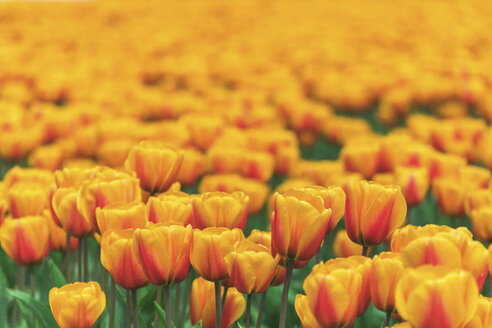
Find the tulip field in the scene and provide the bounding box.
[2,0,492,327]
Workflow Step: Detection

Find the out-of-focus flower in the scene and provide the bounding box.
[125,141,184,194]
[341,141,380,178]
[95,201,147,234]
[101,229,148,290]
[192,191,249,229]
[370,252,405,313]
[470,207,492,243]
[3,166,54,190]
[271,188,333,262]
[224,240,280,294]
[290,160,344,186]
[428,152,466,180]
[344,180,406,247]
[464,189,492,217]
[97,140,136,168]
[132,222,192,285]
[459,166,491,189]
[190,277,245,328]
[49,282,106,328]
[394,166,429,206]
[199,174,269,215]
[8,182,49,218]
[432,177,467,217]
[190,227,244,281]
[0,216,50,265]
[29,144,66,172]
[176,148,206,186]
[181,115,225,151]
[395,266,479,328]
[333,229,365,258]
[146,192,195,226]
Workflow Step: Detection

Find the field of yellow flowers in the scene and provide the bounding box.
[1,0,492,327]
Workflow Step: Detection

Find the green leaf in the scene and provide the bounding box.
[47,258,66,287]
[155,301,177,328]
[7,289,58,328]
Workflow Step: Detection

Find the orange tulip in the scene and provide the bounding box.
[176,148,206,186]
[3,166,54,190]
[132,222,192,285]
[395,166,429,206]
[341,141,380,179]
[190,227,244,282]
[49,282,106,328]
[190,277,245,328]
[344,180,406,247]
[125,141,184,193]
[8,183,48,218]
[390,224,463,252]
[52,187,93,238]
[294,294,322,328]
[459,166,491,189]
[146,192,194,226]
[224,240,280,294]
[395,266,479,328]
[464,189,492,217]
[428,152,466,180]
[333,230,365,258]
[0,216,50,265]
[101,229,148,290]
[192,191,249,229]
[96,201,147,234]
[470,207,492,243]
[47,210,78,252]
[370,252,404,313]
[77,174,142,233]
[432,177,467,217]
[271,188,333,262]
[464,296,492,328]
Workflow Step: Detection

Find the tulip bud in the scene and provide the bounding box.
[294,294,322,328]
[49,282,106,328]
[96,201,147,234]
[344,180,406,247]
[52,187,93,238]
[271,188,333,262]
[395,266,479,328]
[0,216,50,265]
[101,229,148,289]
[47,210,78,252]
[470,207,492,243]
[125,141,184,193]
[432,177,467,217]
[341,141,380,179]
[132,222,192,285]
[8,183,48,218]
[395,166,429,206]
[190,277,245,328]
[146,192,195,226]
[333,230,365,258]
[370,252,404,313]
[192,191,249,229]
[464,189,492,217]
[176,148,206,186]
[190,228,244,282]
[224,240,280,294]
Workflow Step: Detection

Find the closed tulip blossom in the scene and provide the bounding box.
[344,180,407,251]
[8,183,49,218]
[132,222,193,286]
[333,230,365,258]
[464,189,492,217]
[49,282,106,328]
[470,207,492,243]
[192,191,249,229]
[190,277,245,328]
[395,266,479,328]
[52,187,93,238]
[432,177,468,217]
[125,141,184,194]
[96,200,148,234]
[394,166,429,206]
[101,229,148,290]
[465,296,492,328]
[0,215,50,265]
[370,252,405,315]
[146,192,195,226]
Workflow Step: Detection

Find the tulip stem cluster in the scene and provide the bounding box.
[256,291,267,328]
[164,285,172,328]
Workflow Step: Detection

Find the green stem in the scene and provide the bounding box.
[315,248,321,264]
[109,277,115,328]
[385,311,391,327]
[246,294,252,328]
[164,285,171,328]
[256,290,267,328]
[30,267,35,326]
[174,283,181,326]
[221,286,228,311]
[78,238,82,281]
[179,272,192,328]
[279,259,294,328]
[153,286,162,328]
[83,238,88,282]
[215,281,222,328]
[126,290,132,328]
[64,235,71,282]
[132,289,139,328]
[362,246,369,257]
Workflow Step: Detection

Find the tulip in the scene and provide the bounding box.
[100,229,148,290]
[3,166,54,189]
[52,187,93,238]
[49,282,106,328]
[8,183,49,218]
[77,175,142,233]
[146,192,194,226]
[470,207,492,243]
[299,268,363,327]
[341,141,380,179]
[181,115,225,151]
[190,227,244,282]
[290,160,344,186]
[224,240,280,294]
[47,210,78,252]
[390,224,465,252]
[344,180,406,248]
[395,266,479,328]
[192,192,249,230]
[132,222,192,286]
[0,216,50,265]
[433,177,468,217]
[460,166,491,189]
[428,152,466,180]
[464,296,492,328]
[394,166,429,206]
[176,148,206,186]
[465,188,492,217]
[370,252,404,314]
[125,141,184,193]
[333,230,365,258]
[294,295,322,328]
[190,277,245,328]
[97,139,135,168]
[96,200,148,234]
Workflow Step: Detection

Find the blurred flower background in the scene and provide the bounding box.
[1,0,492,327]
